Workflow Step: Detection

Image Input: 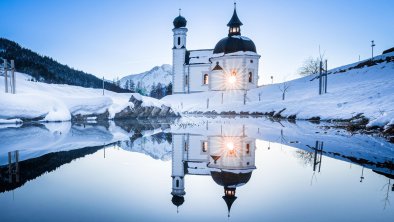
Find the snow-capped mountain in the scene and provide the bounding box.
[120,64,172,95]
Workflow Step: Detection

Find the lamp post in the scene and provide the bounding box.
[270,76,273,84]
[371,40,375,60]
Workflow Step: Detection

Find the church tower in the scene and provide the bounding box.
[171,134,186,211]
[172,10,188,94]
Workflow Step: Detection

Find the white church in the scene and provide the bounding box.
[172,4,261,94]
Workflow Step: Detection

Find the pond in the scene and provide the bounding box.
[0,117,393,222]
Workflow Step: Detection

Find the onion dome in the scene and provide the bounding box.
[213,36,256,54]
[173,9,187,28]
[211,171,252,188]
[171,195,185,207]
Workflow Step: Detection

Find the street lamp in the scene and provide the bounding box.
[371,40,375,60]
[270,76,273,84]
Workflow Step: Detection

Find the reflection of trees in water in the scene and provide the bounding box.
[381,179,391,210]
[295,150,314,167]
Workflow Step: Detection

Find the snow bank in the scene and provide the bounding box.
[0,72,171,121]
[162,52,394,130]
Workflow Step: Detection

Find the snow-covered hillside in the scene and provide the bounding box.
[0,72,173,122]
[120,64,172,94]
[162,52,394,130]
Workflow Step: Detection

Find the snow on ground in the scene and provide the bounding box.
[162,52,394,129]
[0,72,170,122]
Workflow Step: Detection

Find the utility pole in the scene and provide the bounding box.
[4,59,8,93]
[371,40,375,60]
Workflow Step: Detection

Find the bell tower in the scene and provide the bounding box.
[172,9,188,94]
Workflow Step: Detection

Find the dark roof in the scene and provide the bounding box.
[227,6,243,27]
[213,36,256,54]
[171,195,185,207]
[173,15,187,28]
[211,171,252,187]
[212,62,223,71]
[223,192,237,217]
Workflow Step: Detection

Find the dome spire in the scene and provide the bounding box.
[227,2,243,36]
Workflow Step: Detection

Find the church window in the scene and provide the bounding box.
[202,141,208,152]
[203,74,209,85]
[184,141,188,151]
[176,179,179,187]
[185,75,188,86]
[250,60,253,63]
[177,37,181,46]
[248,72,253,83]
[246,143,250,154]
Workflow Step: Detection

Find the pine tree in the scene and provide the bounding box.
[124,80,130,90]
[129,80,135,91]
[166,82,173,95]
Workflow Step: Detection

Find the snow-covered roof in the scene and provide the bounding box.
[186,49,213,65]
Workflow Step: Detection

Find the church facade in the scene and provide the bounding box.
[172,4,261,94]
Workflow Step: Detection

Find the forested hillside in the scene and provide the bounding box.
[0,38,129,92]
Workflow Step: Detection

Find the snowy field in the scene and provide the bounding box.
[0,72,170,122]
[162,52,394,130]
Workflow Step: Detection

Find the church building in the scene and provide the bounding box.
[172,4,261,94]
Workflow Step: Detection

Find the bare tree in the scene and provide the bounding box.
[298,46,326,76]
[298,57,321,76]
[279,82,291,100]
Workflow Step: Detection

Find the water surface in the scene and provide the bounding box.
[0,117,393,221]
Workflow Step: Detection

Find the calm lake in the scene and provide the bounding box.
[0,117,393,222]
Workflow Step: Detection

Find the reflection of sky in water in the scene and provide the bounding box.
[0,142,392,221]
[0,118,393,221]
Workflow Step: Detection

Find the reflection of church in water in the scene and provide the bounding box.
[171,124,256,216]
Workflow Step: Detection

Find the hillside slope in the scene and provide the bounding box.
[0,38,128,92]
[0,72,173,122]
[162,52,394,130]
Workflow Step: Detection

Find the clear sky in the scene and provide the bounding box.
[1,0,393,84]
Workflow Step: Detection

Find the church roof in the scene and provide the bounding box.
[173,15,187,28]
[223,193,237,217]
[213,35,256,54]
[171,195,185,207]
[227,4,243,27]
[212,62,223,71]
[211,171,252,187]
[185,49,213,65]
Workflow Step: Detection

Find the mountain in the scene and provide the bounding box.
[119,64,172,97]
[0,38,128,93]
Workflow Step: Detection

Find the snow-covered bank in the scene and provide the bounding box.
[162,52,394,131]
[0,72,177,122]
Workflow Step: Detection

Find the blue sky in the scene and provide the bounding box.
[1,0,393,84]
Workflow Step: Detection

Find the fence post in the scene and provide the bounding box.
[11,60,15,94]
[319,61,322,95]
[325,60,328,94]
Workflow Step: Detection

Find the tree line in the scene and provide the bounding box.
[0,38,129,93]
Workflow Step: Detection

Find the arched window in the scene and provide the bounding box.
[177,37,181,46]
[176,179,179,187]
[203,74,208,85]
[248,72,253,83]
[202,141,208,152]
